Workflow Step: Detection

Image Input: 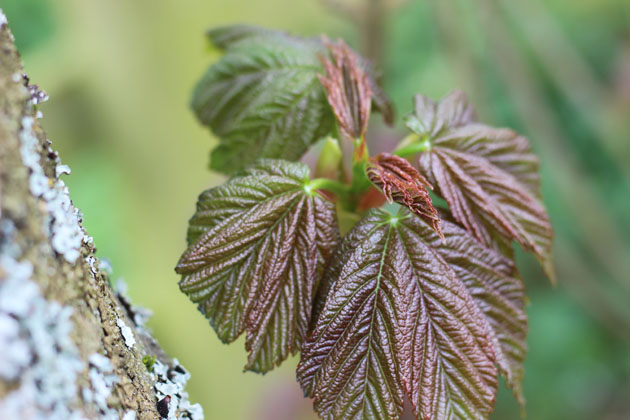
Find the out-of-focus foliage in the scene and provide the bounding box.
[0,0,54,53]
[2,0,628,419]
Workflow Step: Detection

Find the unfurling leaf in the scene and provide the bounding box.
[193,25,393,174]
[367,153,443,239]
[409,91,554,280]
[318,37,372,141]
[176,160,339,372]
[299,209,502,420]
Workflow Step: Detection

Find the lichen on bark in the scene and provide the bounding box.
[0,11,203,420]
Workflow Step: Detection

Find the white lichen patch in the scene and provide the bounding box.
[55,164,71,177]
[122,411,137,420]
[82,353,120,420]
[116,318,136,349]
[19,116,84,263]
[113,280,202,419]
[0,9,7,27]
[0,254,85,419]
[152,359,203,420]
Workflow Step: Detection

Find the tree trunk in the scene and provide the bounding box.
[0,12,203,420]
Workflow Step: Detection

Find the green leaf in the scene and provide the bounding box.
[298,209,499,420]
[206,25,394,126]
[193,28,334,174]
[206,25,283,50]
[409,91,554,280]
[176,160,339,373]
[193,25,394,174]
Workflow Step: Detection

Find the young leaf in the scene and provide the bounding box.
[205,25,284,50]
[366,152,443,239]
[421,213,528,409]
[404,90,476,139]
[176,160,339,373]
[192,28,334,174]
[298,211,407,420]
[409,92,554,280]
[318,38,372,141]
[437,124,542,198]
[298,209,499,420]
[193,25,393,174]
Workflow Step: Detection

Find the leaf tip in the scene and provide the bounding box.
[318,37,372,141]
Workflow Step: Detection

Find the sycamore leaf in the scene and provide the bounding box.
[298,209,499,420]
[409,92,554,280]
[205,25,284,50]
[318,37,372,141]
[193,25,393,173]
[405,90,476,139]
[367,153,443,239]
[176,160,339,373]
[421,213,528,409]
[436,124,542,198]
[205,25,394,125]
[193,28,334,174]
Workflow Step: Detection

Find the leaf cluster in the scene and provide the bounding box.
[177,25,554,420]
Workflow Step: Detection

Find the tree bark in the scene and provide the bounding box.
[0,12,203,420]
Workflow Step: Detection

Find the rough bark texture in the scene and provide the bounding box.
[0,13,203,420]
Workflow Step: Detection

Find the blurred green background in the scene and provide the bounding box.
[1,0,629,419]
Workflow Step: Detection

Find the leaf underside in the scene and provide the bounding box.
[299,209,513,420]
[409,91,554,280]
[176,160,339,373]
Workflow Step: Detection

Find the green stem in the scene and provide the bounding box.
[307,178,349,196]
[393,134,431,157]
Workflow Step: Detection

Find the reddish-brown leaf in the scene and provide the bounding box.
[436,124,541,199]
[418,214,528,410]
[405,90,476,139]
[367,153,444,239]
[409,92,554,280]
[318,37,372,141]
[176,160,339,373]
[298,209,499,420]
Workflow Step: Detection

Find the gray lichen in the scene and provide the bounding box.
[115,279,153,333]
[82,353,121,420]
[114,281,203,420]
[0,254,84,420]
[152,360,203,420]
[1,11,204,420]
[18,116,85,263]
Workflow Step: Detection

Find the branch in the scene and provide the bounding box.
[0,11,204,420]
